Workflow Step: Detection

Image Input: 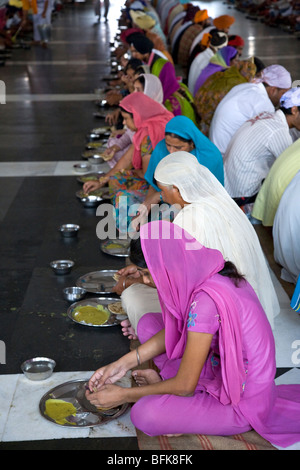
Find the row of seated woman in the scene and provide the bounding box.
[233,0,300,36]
[85,0,300,300]
[82,0,300,446]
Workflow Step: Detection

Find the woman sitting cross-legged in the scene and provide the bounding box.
[85,220,300,446]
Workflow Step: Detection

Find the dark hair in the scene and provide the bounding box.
[165,132,194,145]
[130,237,246,285]
[129,237,147,268]
[124,58,143,73]
[134,74,145,88]
[279,105,300,115]
[253,57,265,74]
[218,261,245,286]
[119,106,133,119]
[135,66,147,76]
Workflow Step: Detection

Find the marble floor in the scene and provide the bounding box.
[0,0,299,450]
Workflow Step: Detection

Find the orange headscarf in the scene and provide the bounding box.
[213,15,235,29]
[194,9,209,23]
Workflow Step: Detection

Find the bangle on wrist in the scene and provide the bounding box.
[136,347,141,366]
[123,278,127,290]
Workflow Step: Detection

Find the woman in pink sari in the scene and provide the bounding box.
[86,221,300,447]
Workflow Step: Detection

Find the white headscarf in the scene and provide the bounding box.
[253,64,292,88]
[155,151,280,329]
[141,73,164,105]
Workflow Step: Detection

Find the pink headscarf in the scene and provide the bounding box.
[140,220,247,405]
[119,93,173,169]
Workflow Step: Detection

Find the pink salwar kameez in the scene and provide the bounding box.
[130,221,300,448]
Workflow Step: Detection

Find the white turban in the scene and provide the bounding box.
[254,64,292,89]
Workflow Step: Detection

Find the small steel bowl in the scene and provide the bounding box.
[80,195,102,208]
[59,224,80,238]
[88,155,104,165]
[73,163,92,173]
[50,260,74,275]
[63,286,87,302]
[21,357,56,381]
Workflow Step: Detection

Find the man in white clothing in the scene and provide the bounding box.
[209,64,292,156]
[224,87,300,206]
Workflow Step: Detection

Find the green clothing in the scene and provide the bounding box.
[150,56,197,125]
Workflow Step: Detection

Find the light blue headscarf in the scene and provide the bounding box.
[145,115,224,191]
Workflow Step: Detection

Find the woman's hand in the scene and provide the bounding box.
[86,384,127,409]
[88,360,129,392]
[105,109,120,126]
[82,176,109,193]
[105,90,122,106]
[103,146,118,159]
[112,265,143,295]
[82,179,101,193]
[118,264,141,279]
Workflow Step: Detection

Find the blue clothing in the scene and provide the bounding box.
[145,116,224,191]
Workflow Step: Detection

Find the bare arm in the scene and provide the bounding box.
[83,144,134,193]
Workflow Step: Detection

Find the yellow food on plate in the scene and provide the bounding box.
[86,142,105,148]
[44,399,77,425]
[82,150,104,158]
[106,242,126,251]
[97,406,117,411]
[73,304,110,325]
[80,176,99,182]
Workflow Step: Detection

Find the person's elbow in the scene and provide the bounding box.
[174,382,197,397]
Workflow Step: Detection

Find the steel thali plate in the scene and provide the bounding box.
[76,270,118,294]
[39,379,129,427]
[67,297,121,327]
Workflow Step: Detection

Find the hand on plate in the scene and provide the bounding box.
[87,361,127,391]
[86,383,126,409]
[105,90,122,106]
[83,176,108,193]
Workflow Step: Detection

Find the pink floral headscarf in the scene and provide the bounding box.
[119,92,173,169]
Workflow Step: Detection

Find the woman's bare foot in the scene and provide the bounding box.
[132,369,161,386]
[121,318,137,340]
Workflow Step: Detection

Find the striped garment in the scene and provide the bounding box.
[224,110,293,198]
